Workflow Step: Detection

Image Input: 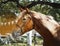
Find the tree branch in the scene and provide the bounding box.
[0,0,25,9]
[26,1,60,9]
[0,0,60,9]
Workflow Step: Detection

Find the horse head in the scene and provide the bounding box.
[0,10,33,37]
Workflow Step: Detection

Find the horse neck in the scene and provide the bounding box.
[34,22,60,46]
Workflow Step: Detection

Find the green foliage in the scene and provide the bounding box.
[0,2,19,14]
[0,0,19,22]
[19,0,31,6]
[31,4,60,21]
[0,0,60,22]
[0,11,17,22]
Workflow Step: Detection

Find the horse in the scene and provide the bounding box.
[27,10,60,46]
[0,10,33,36]
[16,10,60,46]
[0,9,60,46]
[0,10,33,43]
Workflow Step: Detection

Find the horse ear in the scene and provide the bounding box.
[19,8,24,12]
[26,8,30,13]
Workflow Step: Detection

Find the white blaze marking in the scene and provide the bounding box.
[24,16,27,19]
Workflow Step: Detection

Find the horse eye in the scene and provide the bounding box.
[23,18,26,20]
[22,18,27,22]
